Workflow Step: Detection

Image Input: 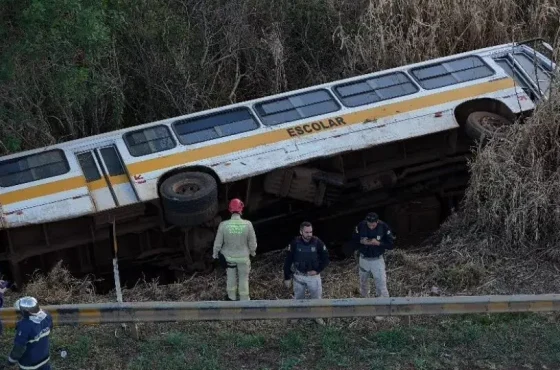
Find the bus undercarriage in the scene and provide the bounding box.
[0,124,477,290]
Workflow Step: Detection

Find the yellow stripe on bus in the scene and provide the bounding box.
[107,174,131,186]
[127,77,515,175]
[87,179,107,191]
[0,176,87,205]
[0,77,516,206]
[87,175,130,192]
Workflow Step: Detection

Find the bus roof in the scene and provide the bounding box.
[0,41,528,161]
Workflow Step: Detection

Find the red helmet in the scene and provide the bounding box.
[228,198,244,213]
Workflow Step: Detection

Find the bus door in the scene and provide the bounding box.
[74,143,139,211]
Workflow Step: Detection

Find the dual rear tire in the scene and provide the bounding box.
[159,172,219,227]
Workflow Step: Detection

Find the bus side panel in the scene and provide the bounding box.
[499,89,536,113]
[1,186,95,228]
[120,79,533,203]
[207,86,531,182]
[212,112,460,182]
[0,154,95,228]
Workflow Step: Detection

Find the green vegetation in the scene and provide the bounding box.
[1,313,559,369]
[1,0,559,154]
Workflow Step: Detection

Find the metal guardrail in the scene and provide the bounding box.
[1,294,560,328]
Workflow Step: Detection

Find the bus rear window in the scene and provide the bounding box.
[494,58,531,90]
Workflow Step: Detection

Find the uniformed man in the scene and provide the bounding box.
[352,212,395,318]
[1,296,53,370]
[283,221,330,325]
[213,198,258,301]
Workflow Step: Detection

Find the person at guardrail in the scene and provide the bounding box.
[351,212,395,321]
[0,280,7,335]
[283,221,330,325]
[212,198,258,301]
[0,280,9,309]
[1,296,53,370]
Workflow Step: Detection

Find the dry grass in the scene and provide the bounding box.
[2,0,560,153]
[16,261,101,305]
[459,84,560,256]
[334,0,560,74]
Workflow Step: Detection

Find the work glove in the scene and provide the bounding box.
[284,279,292,289]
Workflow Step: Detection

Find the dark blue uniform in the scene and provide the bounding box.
[283,236,330,280]
[351,220,395,258]
[8,311,53,370]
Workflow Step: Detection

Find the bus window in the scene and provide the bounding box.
[494,59,526,87]
[333,72,418,108]
[0,149,70,187]
[410,55,495,90]
[99,146,126,176]
[124,125,176,157]
[254,89,340,125]
[173,107,260,145]
[512,51,552,94]
[77,152,102,182]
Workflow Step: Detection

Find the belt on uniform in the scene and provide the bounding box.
[360,255,381,260]
[294,270,318,276]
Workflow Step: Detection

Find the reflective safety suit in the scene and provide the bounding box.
[213,213,258,300]
[283,236,330,299]
[7,310,53,370]
[351,220,395,298]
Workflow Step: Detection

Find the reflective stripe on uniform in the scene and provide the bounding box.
[27,329,50,344]
[17,357,50,370]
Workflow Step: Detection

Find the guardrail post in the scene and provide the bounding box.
[112,220,123,303]
[111,219,140,340]
[406,290,412,326]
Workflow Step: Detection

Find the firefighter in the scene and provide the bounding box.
[1,297,53,370]
[283,221,330,325]
[212,198,258,301]
[352,212,395,320]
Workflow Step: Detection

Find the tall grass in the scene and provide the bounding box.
[1,0,559,153]
[456,76,560,256]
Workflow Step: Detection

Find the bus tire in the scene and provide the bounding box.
[159,172,218,225]
[164,199,219,227]
[464,111,513,143]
